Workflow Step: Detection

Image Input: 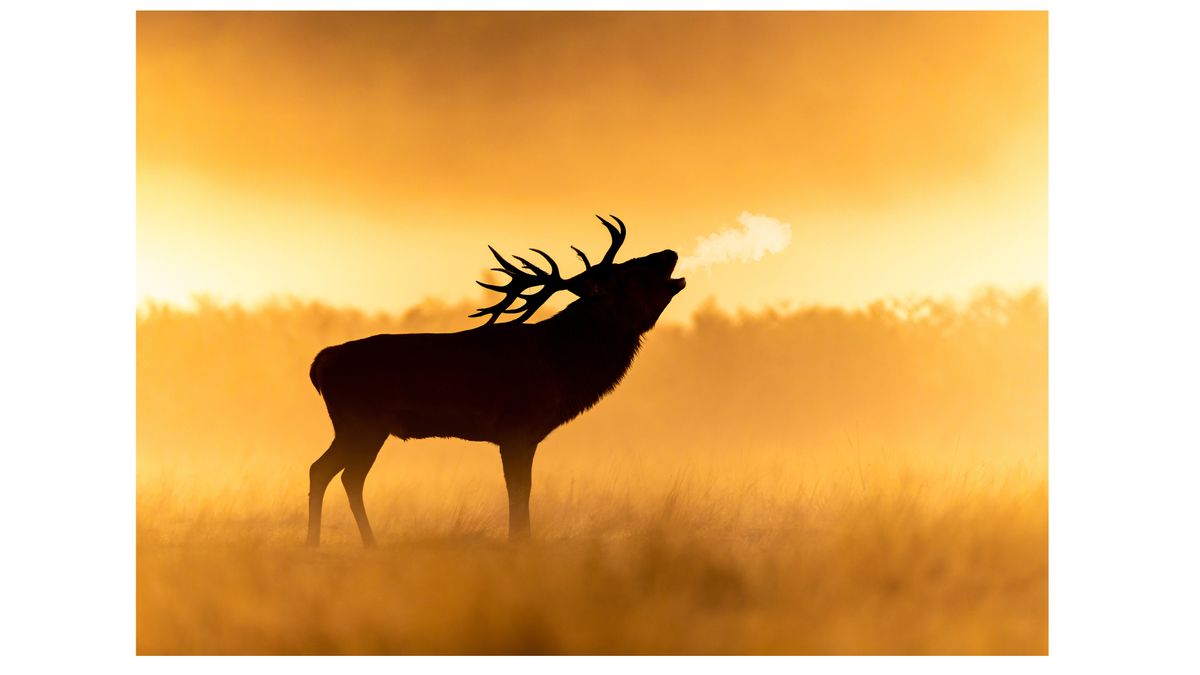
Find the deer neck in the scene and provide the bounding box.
[543,300,645,413]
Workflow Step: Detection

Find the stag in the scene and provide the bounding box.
[307,216,686,546]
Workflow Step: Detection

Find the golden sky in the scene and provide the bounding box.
[137,11,1046,320]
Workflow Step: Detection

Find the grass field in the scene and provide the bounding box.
[136,291,1046,654]
[136,445,1046,654]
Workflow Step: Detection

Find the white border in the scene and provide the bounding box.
[6,2,1200,672]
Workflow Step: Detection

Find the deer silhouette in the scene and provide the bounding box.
[307,216,686,546]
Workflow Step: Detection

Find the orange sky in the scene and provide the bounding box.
[137,11,1046,320]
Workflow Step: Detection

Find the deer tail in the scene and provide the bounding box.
[309,348,331,396]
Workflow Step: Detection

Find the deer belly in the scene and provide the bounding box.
[387,403,500,442]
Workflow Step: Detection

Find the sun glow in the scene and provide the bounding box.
[137,11,1046,317]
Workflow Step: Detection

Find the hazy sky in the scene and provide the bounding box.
[137,11,1046,320]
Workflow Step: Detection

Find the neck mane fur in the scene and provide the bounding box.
[540,298,647,423]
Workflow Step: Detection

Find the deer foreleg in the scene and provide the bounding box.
[500,442,537,540]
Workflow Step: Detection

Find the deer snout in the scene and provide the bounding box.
[653,250,686,293]
[651,249,679,272]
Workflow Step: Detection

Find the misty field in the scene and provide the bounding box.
[136,289,1046,654]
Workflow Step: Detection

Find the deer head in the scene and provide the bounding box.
[471,215,687,328]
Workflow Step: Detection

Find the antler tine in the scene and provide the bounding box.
[475,280,509,293]
[471,289,542,324]
[596,215,617,235]
[609,214,627,235]
[470,294,519,324]
[571,246,591,270]
[596,214,628,265]
[488,245,523,275]
[528,248,560,278]
[511,254,544,275]
[510,290,554,323]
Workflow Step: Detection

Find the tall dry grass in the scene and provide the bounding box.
[136,288,1046,654]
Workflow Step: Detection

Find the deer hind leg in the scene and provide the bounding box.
[341,430,387,548]
[500,442,537,541]
[307,441,348,547]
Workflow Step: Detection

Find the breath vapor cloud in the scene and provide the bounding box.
[678,212,793,273]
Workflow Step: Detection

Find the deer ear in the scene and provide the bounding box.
[570,277,604,297]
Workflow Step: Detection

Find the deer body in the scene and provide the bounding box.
[310,301,645,445]
[307,218,684,546]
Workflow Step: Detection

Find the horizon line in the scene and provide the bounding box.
[136,282,1047,322]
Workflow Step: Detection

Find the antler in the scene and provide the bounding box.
[472,215,629,325]
[572,215,627,270]
[470,247,566,325]
[596,215,626,266]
